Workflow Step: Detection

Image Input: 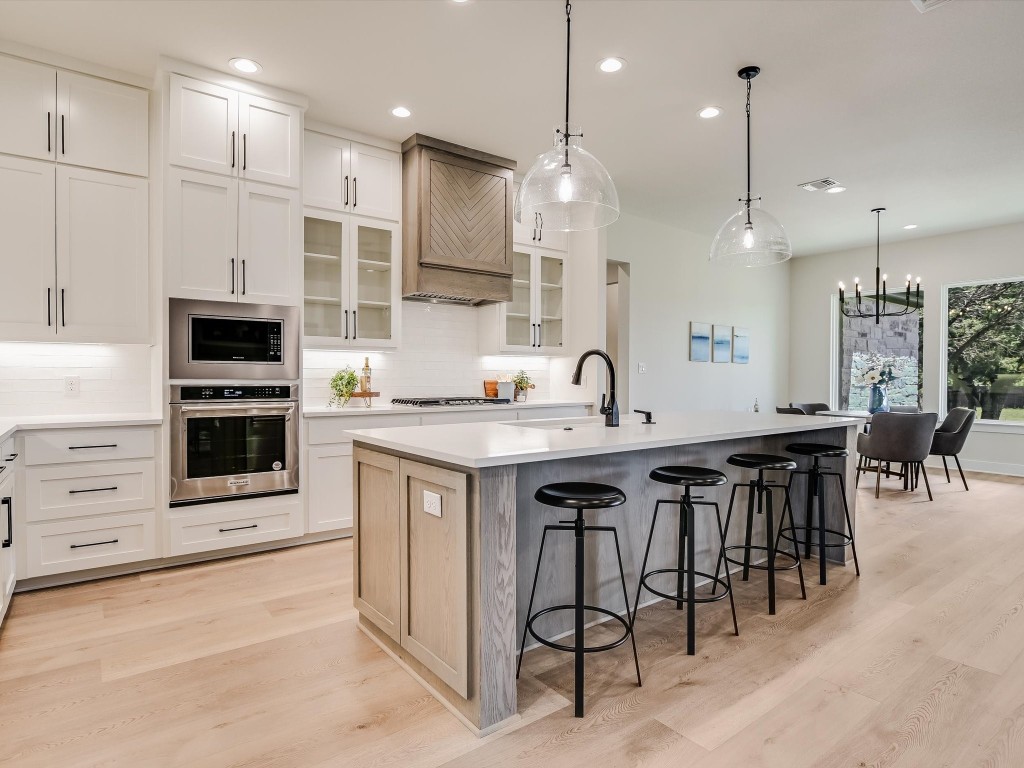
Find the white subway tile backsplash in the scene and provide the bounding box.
[303,303,556,406]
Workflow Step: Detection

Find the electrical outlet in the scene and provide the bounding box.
[423,490,442,518]
[638,363,647,374]
[64,376,80,395]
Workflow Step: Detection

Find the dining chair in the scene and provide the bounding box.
[856,412,938,500]
[789,402,830,415]
[929,407,976,491]
[889,405,919,414]
[776,407,805,415]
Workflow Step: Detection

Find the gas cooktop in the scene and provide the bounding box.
[391,396,512,407]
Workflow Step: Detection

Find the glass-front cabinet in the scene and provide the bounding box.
[303,209,400,348]
[494,245,567,354]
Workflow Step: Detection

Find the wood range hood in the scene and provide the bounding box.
[401,134,517,306]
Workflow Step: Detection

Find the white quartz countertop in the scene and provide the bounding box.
[0,413,162,443]
[346,410,865,468]
[303,399,592,418]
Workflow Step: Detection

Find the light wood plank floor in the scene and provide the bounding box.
[2,472,1023,767]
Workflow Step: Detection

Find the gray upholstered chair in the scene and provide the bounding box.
[930,407,975,490]
[776,407,805,415]
[888,405,920,414]
[856,412,938,500]
[789,402,830,415]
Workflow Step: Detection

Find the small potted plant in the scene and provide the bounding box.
[329,366,360,408]
[512,370,535,402]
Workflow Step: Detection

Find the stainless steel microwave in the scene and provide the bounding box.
[169,299,299,380]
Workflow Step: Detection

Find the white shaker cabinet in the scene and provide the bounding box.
[0,55,56,161]
[303,129,400,221]
[1,464,16,625]
[306,443,353,533]
[238,181,302,305]
[56,166,149,342]
[168,74,301,188]
[0,156,57,340]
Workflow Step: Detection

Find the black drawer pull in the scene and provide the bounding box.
[68,444,118,450]
[219,524,258,533]
[69,486,118,495]
[4,453,16,462]
[70,539,118,549]
[2,497,11,548]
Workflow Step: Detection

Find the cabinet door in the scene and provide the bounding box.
[399,459,469,697]
[1,475,15,624]
[303,210,348,344]
[238,93,301,188]
[165,167,238,301]
[350,141,400,221]
[354,448,401,642]
[168,74,238,177]
[57,71,148,177]
[0,55,56,161]
[56,166,148,342]
[533,224,568,252]
[0,156,56,340]
[350,217,400,347]
[501,246,534,351]
[238,181,301,305]
[303,131,349,212]
[306,443,353,533]
[536,251,566,352]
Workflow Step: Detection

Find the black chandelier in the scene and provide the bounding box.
[838,208,921,325]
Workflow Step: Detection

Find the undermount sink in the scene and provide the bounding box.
[515,415,641,431]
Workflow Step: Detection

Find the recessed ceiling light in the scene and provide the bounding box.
[452,0,470,3]
[598,57,625,73]
[903,224,918,229]
[824,186,847,194]
[698,106,722,119]
[229,58,262,74]
[391,106,411,118]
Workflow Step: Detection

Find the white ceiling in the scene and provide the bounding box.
[2,0,1022,256]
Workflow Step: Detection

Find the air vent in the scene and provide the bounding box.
[910,0,955,13]
[405,292,476,306]
[799,177,841,192]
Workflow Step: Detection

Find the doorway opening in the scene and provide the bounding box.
[606,260,631,413]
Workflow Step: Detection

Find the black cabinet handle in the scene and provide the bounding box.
[231,257,236,294]
[538,213,543,242]
[68,486,118,495]
[344,175,349,206]
[353,310,357,340]
[353,177,357,208]
[231,130,236,168]
[68,444,118,450]
[241,259,246,295]
[47,111,51,153]
[61,114,65,154]
[242,133,247,171]
[537,322,542,347]
[70,539,118,549]
[4,453,17,462]
[344,309,349,340]
[219,524,257,533]
[2,497,11,548]
[61,288,65,327]
[47,287,51,327]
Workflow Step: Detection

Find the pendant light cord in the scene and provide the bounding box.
[563,0,572,169]
[745,76,752,226]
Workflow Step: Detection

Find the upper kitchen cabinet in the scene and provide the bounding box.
[511,182,568,252]
[168,74,301,188]
[0,55,148,176]
[303,129,401,221]
[165,166,301,306]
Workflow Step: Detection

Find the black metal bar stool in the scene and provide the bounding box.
[631,466,738,657]
[780,442,860,585]
[713,454,806,615]
[516,481,641,718]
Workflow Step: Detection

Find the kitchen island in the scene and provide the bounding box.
[346,411,863,735]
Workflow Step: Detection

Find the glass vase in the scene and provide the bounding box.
[867,384,890,414]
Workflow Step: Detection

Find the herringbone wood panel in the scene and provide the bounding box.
[429,159,507,268]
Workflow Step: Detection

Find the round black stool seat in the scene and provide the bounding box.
[786,442,849,459]
[649,466,728,487]
[534,482,626,510]
[727,453,798,471]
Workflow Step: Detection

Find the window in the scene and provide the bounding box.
[944,278,1024,423]
[836,295,924,410]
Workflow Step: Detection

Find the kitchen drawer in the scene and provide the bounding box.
[305,414,419,445]
[167,498,303,557]
[419,410,516,426]
[25,511,157,578]
[518,406,589,420]
[24,428,155,466]
[25,460,155,522]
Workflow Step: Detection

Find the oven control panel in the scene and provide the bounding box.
[179,385,294,401]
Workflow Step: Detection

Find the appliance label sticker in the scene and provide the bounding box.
[228,479,251,487]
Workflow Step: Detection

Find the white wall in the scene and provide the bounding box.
[789,220,1024,476]
[605,212,791,414]
[0,343,154,416]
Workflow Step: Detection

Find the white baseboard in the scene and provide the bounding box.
[924,457,1024,478]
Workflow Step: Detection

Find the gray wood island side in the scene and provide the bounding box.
[346,411,863,735]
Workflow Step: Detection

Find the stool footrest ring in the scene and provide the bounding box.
[640,568,732,603]
[723,544,801,571]
[778,526,854,548]
[526,605,632,654]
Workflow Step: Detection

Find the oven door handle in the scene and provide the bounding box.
[178,404,296,416]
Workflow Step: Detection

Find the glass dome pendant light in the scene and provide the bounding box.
[709,66,792,266]
[514,1,620,232]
